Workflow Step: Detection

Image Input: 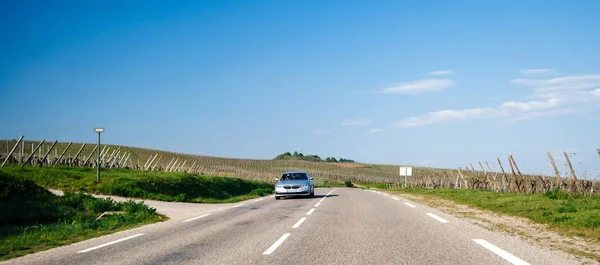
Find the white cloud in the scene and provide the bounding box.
[368,128,384,133]
[397,108,499,127]
[500,98,561,111]
[396,71,599,127]
[545,75,600,84]
[519,69,555,75]
[428,70,454,75]
[507,109,576,122]
[378,79,455,94]
[340,119,371,126]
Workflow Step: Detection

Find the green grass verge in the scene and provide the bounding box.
[396,188,600,240]
[0,166,274,203]
[0,172,163,261]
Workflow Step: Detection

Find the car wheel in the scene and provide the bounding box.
[275,196,280,200]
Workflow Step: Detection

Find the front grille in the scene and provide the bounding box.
[283,185,303,189]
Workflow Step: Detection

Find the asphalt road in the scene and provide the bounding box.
[1,188,583,265]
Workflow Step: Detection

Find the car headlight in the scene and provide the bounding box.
[276,185,283,188]
[301,184,308,188]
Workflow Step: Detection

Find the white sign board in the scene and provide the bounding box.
[400,167,412,176]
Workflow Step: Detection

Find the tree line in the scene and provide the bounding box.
[274,151,356,163]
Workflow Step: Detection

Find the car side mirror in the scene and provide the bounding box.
[275,178,279,181]
[310,177,314,180]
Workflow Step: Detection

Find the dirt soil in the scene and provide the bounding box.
[394,192,600,264]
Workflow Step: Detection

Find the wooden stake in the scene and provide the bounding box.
[83,145,99,165]
[485,161,498,191]
[73,143,87,161]
[546,152,562,189]
[479,162,489,189]
[497,158,508,192]
[457,167,467,189]
[40,141,58,165]
[563,152,578,192]
[1,136,24,167]
[165,157,176,171]
[53,142,72,167]
[508,156,521,193]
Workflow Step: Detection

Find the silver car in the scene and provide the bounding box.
[274,171,315,200]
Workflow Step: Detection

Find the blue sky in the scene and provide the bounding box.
[1,0,599,177]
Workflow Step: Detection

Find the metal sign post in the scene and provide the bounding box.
[400,167,413,188]
[94,128,105,182]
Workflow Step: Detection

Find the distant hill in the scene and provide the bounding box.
[274,151,356,163]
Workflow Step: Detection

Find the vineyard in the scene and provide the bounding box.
[1,137,599,195]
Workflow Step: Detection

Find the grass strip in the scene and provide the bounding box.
[0,166,274,203]
[0,173,163,261]
[395,188,600,240]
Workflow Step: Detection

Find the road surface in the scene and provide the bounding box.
[1,188,582,265]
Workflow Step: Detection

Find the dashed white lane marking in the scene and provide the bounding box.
[404,202,417,208]
[232,204,244,208]
[319,198,324,202]
[77,234,144,253]
[292,217,307,229]
[263,233,291,255]
[473,239,531,265]
[183,213,211,223]
[306,208,316,215]
[315,202,321,207]
[426,213,449,223]
[392,197,400,201]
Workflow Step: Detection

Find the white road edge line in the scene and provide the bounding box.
[383,193,389,196]
[392,197,400,201]
[306,208,316,215]
[404,202,417,208]
[472,239,531,265]
[77,234,144,253]
[255,198,264,202]
[232,204,244,208]
[426,213,449,223]
[263,233,291,255]
[183,213,211,223]
[315,202,321,207]
[292,217,307,229]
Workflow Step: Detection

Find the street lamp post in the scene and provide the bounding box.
[94,128,105,182]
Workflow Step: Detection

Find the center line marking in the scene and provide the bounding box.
[319,198,324,202]
[292,217,307,228]
[392,197,400,201]
[263,233,291,255]
[315,202,321,207]
[473,239,531,265]
[232,204,244,208]
[426,213,449,223]
[404,202,417,208]
[183,213,211,222]
[306,208,315,215]
[77,234,144,253]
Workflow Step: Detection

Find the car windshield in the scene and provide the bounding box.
[280,173,308,180]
